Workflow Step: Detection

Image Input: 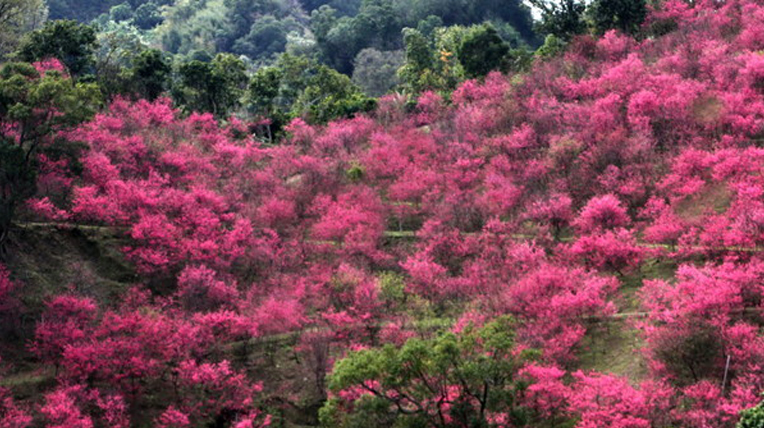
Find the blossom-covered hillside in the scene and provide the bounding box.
[3,0,764,426]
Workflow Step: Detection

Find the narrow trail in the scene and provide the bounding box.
[13,220,764,345]
[16,221,764,253]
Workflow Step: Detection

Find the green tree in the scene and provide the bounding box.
[224,0,292,40]
[320,16,364,75]
[354,0,402,52]
[15,20,99,78]
[133,1,163,30]
[404,0,468,27]
[352,48,404,97]
[300,0,361,15]
[397,25,469,95]
[174,52,248,117]
[130,48,171,100]
[231,15,293,61]
[588,0,646,35]
[458,24,509,79]
[93,21,147,99]
[156,0,229,56]
[471,0,535,43]
[0,62,100,247]
[397,27,434,94]
[430,25,468,87]
[321,317,540,428]
[528,0,587,41]
[416,14,443,38]
[395,0,535,42]
[248,64,287,140]
[312,0,403,75]
[47,0,125,21]
[535,34,566,58]
[248,54,375,138]
[0,0,47,57]
[310,4,339,45]
[294,64,375,123]
[109,2,132,21]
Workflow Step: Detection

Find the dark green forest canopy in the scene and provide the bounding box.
[47,0,171,22]
[44,0,538,74]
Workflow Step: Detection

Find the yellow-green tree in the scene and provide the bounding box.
[320,317,543,428]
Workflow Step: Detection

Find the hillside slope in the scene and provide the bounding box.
[3,0,764,426]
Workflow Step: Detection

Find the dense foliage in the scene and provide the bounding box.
[0,60,100,247]
[321,317,545,427]
[43,0,536,78]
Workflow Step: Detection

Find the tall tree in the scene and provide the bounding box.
[458,23,509,79]
[588,0,646,35]
[0,62,100,248]
[528,0,587,41]
[397,27,434,94]
[129,48,171,101]
[15,20,99,78]
[0,0,47,57]
[352,48,404,97]
[174,53,248,117]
